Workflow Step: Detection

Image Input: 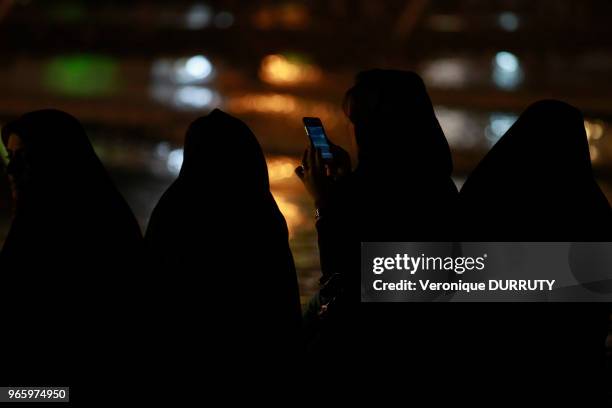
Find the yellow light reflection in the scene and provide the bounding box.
[259,54,321,86]
[589,145,599,162]
[584,119,604,141]
[227,93,297,114]
[267,156,298,183]
[272,193,304,238]
[226,93,342,127]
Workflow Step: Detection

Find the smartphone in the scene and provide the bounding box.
[303,117,333,161]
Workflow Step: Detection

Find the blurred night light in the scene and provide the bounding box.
[590,146,600,162]
[44,54,118,97]
[421,58,470,88]
[167,148,184,175]
[267,156,299,182]
[492,51,523,90]
[227,93,298,115]
[225,93,341,127]
[150,83,219,111]
[179,55,213,83]
[259,54,321,86]
[270,192,304,237]
[152,55,214,85]
[434,107,482,148]
[155,142,171,159]
[485,113,518,145]
[585,119,606,163]
[584,119,605,141]
[173,86,216,109]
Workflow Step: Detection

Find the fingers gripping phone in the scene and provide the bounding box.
[303,117,333,161]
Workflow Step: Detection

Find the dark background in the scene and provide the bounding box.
[1,0,611,307]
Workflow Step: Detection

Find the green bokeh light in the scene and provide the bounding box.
[44,54,119,97]
[0,136,8,167]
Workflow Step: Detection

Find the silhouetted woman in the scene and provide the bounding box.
[0,109,144,394]
[459,100,611,405]
[145,109,302,384]
[298,70,458,372]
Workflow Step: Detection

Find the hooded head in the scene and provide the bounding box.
[178,109,270,198]
[144,109,294,279]
[460,100,611,240]
[1,109,117,213]
[343,69,452,177]
[1,109,142,269]
[464,100,592,191]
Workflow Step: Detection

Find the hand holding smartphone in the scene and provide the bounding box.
[298,117,352,206]
[303,117,333,161]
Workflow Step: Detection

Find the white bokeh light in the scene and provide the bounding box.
[493,51,523,90]
[495,51,519,72]
[152,55,214,85]
[422,58,470,89]
[485,113,518,145]
[167,148,184,175]
[172,55,214,84]
[184,55,212,80]
[173,86,215,109]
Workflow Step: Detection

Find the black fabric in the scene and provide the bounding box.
[306,70,458,374]
[345,69,453,177]
[145,109,302,389]
[0,110,145,400]
[458,100,612,405]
